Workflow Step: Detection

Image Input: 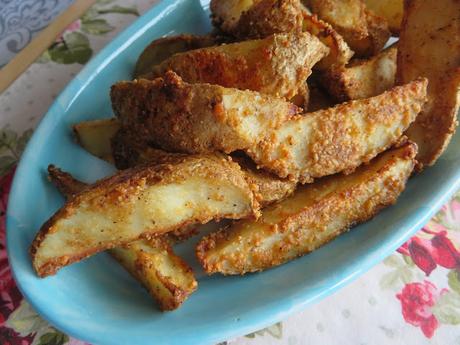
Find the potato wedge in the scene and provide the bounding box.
[345,9,391,57]
[320,46,396,101]
[134,34,217,78]
[302,13,354,70]
[47,166,197,310]
[397,0,460,167]
[111,71,301,154]
[147,32,328,99]
[211,0,352,69]
[111,239,197,311]
[73,118,120,163]
[73,118,297,207]
[31,154,258,277]
[197,142,417,274]
[363,0,403,34]
[306,0,390,57]
[113,72,426,182]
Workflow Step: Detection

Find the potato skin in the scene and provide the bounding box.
[31,154,258,277]
[196,142,417,275]
[397,0,460,167]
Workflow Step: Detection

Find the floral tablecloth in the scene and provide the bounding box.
[1,1,459,344]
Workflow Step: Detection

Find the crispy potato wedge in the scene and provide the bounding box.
[73,118,120,163]
[111,239,197,311]
[345,9,391,57]
[212,0,352,69]
[363,0,403,34]
[73,118,297,207]
[111,71,301,154]
[47,166,197,310]
[397,0,460,167]
[306,0,390,57]
[147,32,328,99]
[31,154,258,277]
[134,34,217,78]
[197,142,417,274]
[320,46,396,101]
[302,13,354,70]
[113,72,426,182]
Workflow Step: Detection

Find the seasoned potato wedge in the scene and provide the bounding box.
[147,32,328,99]
[73,118,297,207]
[397,0,460,167]
[47,166,197,310]
[306,0,390,57]
[111,239,197,311]
[197,142,417,274]
[211,0,352,69]
[363,0,403,34]
[113,72,426,182]
[111,71,301,154]
[302,13,354,69]
[31,154,258,277]
[134,34,217,78]
[320,46,396,101]
[73,118,120,163]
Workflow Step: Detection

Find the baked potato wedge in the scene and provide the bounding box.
[111,71,301,155]
[320,46,396,101]
[397,0,460,167]
[47,166,197,310]
[302,13,354,70]
[73,119,297,207]
[134,34,217,78]
[363,0,403,34]
[73,118,120,163]
[197,142,417,274]
[113,72,426,182]
[146,32,328,99]
[306,0,390,57]
[31,154,258,277]
[210,0,256,33]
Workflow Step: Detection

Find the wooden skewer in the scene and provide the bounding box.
[0,0,97,94]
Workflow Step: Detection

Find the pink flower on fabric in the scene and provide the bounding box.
[397,228,460,275]
[57,20,82,41]
[396,281,446,338]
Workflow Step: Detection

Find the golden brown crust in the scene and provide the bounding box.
[147,32,328,99]
[397,0,460,167]
[363,0,403,35]
[31,154,258,277]
[232,0,304,38]
[196,142,417,274]
[111,72,301,154]
[320,45,397,102]
[48,165,88,198]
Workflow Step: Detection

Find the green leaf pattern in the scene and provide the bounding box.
[39,0,139,65]
[0,127,33,175]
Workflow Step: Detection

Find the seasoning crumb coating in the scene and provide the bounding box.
[148,32,328,99]
[47,166,197,311]
[196,142,417,275]
[31,154,258,277]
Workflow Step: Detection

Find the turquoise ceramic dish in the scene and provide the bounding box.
[6,1,460,344]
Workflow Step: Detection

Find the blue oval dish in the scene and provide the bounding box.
[6,1,460,344]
